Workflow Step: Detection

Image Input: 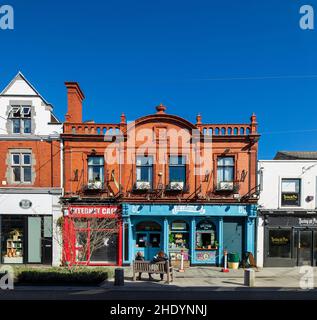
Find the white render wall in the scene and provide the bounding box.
[0,192,63,266]
[0,74,62,135]
[256,160,317,267]
[258,160,317,210]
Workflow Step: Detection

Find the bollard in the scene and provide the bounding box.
[244,268,255,287]
[114,268,124,286]
[178,250,185,273]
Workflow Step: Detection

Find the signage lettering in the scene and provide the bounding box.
[69,206,118,215]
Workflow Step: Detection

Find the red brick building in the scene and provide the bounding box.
[62,82,260,266]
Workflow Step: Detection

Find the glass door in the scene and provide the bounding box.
[297,230,313,266]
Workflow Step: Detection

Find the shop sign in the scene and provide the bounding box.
[68,206,118,216]
[171,205,205,215]
[281,193,300,206]
[271,236,289,245]
[19,199,32,209]
[299,218,317,226]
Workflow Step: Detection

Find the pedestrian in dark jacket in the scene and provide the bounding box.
[135,251,154,280]
[152,250,169,281]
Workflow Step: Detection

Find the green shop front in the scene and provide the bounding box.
[122,203,257,266]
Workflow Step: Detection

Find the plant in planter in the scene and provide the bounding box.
[228,252,240,269]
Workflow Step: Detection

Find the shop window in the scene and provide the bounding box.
[217,157,234,190]
[136,233,146,248]
[136,156,153,190]
[281,178,301,207]
[268,229,291,258]
[11,152,32,183]
[168,156,186,190]
[1,216,24,264]
[73,217,118,263]
[196,220,217,250]
[9,105,32,134]
[88,156,104,189]
[169,220,190,262]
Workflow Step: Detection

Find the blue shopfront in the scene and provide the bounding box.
[122,203,257,266]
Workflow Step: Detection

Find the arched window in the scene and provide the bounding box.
[196,220,217,250]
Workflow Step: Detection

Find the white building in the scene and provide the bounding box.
[257,152,317,267]
[0,72,63,266]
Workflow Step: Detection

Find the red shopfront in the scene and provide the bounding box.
[63,205,122,266]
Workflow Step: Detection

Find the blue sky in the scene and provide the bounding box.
[0,0,316,159]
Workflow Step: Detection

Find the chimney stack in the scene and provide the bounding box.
[65,82,85,123]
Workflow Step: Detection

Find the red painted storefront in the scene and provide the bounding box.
[63,205,122,266]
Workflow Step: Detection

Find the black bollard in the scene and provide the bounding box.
[114,268,124,286]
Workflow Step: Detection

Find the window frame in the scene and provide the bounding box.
[217,156,235,184]
[136,155,153,186]
[168,155,186,184]
[87,156,105,184]
[280,178,301,207]
[11,152,32,184]
[9,105,32,134]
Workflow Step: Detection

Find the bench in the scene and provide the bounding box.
[132,260,174,284]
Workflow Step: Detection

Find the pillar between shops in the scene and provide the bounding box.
[190,217,196,264]
[218,217,223,266]
[163,218,169,254]
[246,217,255,255]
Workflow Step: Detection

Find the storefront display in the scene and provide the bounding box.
[63,205,122,266]
[169,221,190,267]
[0,215,53,264]
[261,211,317,267]
[122,203,256,266]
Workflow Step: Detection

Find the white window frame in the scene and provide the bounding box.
[11,152,32,183]
[279,177,302,208]
[9,105,32,134]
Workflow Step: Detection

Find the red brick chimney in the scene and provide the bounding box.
[65,82,85,123]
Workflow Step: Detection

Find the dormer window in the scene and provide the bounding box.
[9,105,32,134]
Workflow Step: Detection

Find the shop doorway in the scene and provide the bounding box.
[135,221,162,261]
[296,229,314,266]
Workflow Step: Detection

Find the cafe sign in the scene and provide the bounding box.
[67,206,119,217]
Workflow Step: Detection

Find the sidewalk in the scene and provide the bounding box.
[101,266,317,289]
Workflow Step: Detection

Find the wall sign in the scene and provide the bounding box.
[299,218,317,226]
[172,205,206,215]
[19,199,32,209]
[68,206,118,216]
